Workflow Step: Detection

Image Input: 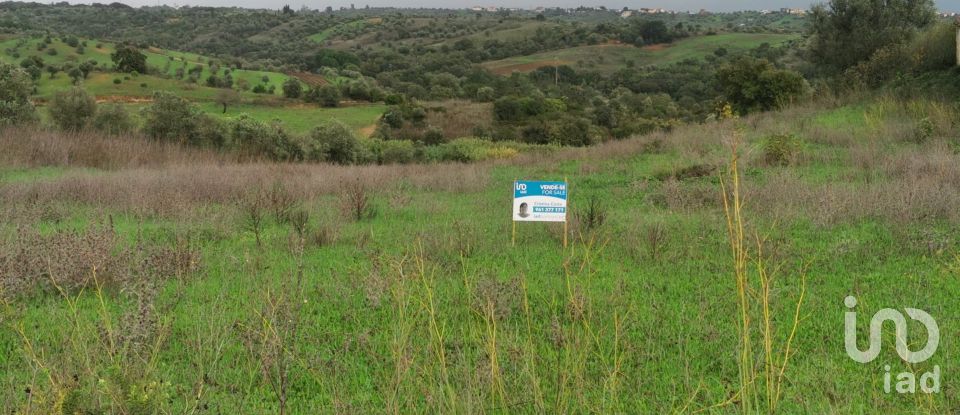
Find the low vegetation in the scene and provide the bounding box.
[2,93,960,412]
[0,0,958,413]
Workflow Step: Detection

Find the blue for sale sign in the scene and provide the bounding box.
[513,180,567,222]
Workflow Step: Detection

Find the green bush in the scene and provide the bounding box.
[304,120,359,164]
[0,63,38,127]
[521,121,554,144]
[808,0,936,72]
[141,91,201,143]
[914,117,935,143]
[476,86,496,102]
[195,114,228,148]
[377,139,416,164]
[422,126,445,145]
[49,87,98,131]
[762,133,804,166]
[92,104,135,135]
[282,78,302,99]
[493,96,523,122]
[312,84,341,108]
[425,138,535,163]
[227,114,299,160]
[912,22,957,72]
[717,57,809,113]
[844,43,910,88]
[381,108,403,128]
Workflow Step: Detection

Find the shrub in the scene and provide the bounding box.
[425,138,512,162]
[382,108,403,128]
[521,121,554,145]
[282,78,302,99]
[843,43,910,88]
[315,85,341,107]
[377,139,416,164]
[914,117,935,143]
[304,120,359,164]
[339,179,375,221]
[422,126,445,145]
[141,91,200,143]
[227,115,299,160]
[476,86,496,102]
[111,43,147,74]
[493,96,523,122]
[762,133,804,166]
[555,116,599,147]
[92,104,135,135]
[808,0,936,72]
[717,57,809,113]
[408,106,427,125]
[574,194,607,233]
[912,22,957,72]
[0,63,38,126]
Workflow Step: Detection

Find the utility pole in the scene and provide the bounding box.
[955,17,960,66]
[554,55,559,85]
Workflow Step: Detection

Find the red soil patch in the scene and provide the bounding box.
[594,39,625,47]
[288,71,329,87]
[641,43,670,51]
[488,59,572,75]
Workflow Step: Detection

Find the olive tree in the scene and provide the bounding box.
[49,87,97,131]
[0,63,38,127]
[304,120,359,164]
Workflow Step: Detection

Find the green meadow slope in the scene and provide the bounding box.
[0,36,387,135]
[482,32,799,74]
[1,94,958,412]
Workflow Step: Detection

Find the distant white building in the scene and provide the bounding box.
[639,7,667,14]
[620,10,633,18]
[780,8,806,15]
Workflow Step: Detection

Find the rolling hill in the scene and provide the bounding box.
[482,32,799,74]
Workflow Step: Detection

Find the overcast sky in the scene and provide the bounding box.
[19,0,960,13]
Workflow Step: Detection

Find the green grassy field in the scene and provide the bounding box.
[197,103,387,135]
[0,36,295,99]
[0,35,381,134]
[482,32,799,74]
[429,21,562,47]
[308,18,381,43]
[2,95,959,413]
[38,101,386,136]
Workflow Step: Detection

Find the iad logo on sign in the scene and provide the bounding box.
[844,296,941,394]
[513,180,567,222]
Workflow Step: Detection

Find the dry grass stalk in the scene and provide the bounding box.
[719,125,806,414]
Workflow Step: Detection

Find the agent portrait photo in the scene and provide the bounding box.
[518,202,530,218]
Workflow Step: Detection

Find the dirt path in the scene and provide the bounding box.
[94,95,154,104]
[358,124,377,138]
